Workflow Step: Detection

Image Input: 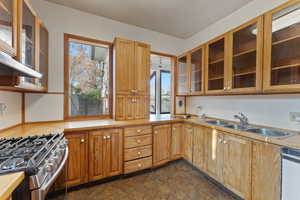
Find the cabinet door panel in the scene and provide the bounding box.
[107,130,123,176]
[153,125,171,166]
[135,42,150,95]
[223,135,252,199]
[205,129,223,182]
[252,142,281,200]
[125,96,135,120]
[171,123,183,159]
[228,17,263,93]
[193,126,206,171]
[206,37,226,93]
[115,38,135,94]
[177,55,189,95]
[264,1,300,92]
[190,47,204,94]
[115,95,126,120]
[0,0,17,56]
[135,96,149,119]
[56,133,88,188]
[89,132,105,181]
[183,124,193,163]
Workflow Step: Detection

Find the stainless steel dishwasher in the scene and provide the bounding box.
[281,147,300,200]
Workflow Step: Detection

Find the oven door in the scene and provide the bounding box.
[31,147,69,200]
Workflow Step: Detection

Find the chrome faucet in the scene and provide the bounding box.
[234,112,249,126]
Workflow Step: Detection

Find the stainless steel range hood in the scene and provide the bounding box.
[0,51,42,78]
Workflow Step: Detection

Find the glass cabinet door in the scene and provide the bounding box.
[21,0,36,69]
[177,55,188,95]
[0,0,17,56]
[206,37,225,92]
[264,1,300,91]
[229,17,263,93]
[190,47,204,94]
[39,24,48,89]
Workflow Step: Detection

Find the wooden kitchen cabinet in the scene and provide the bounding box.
[263,1,300,93]
[114,38,150,120]
[192,126,207,171]
[183,124,194,163]
[55,132,88,188]
[89,129,123,182]
[205,35,227,94]
[190,46,205,95]
[205,128,224,182]
[0,0,17,56]
[171,123,183,159]
[227,16,263,94]
[252,141,281,200]
[223,134,252,200]
[153,124,172,166]
[38,22,48,90]
[176,54,189,95]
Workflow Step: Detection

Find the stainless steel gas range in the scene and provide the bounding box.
[0,133,68,200]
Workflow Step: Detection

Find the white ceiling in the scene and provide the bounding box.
[45,0,253,39]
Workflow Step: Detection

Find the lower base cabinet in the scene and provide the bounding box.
[192,126,207,171]
[153,124,172,166]
[89,129,123,182]
[55,132,89,189]
[171,123,183,159]
[252,141,281,200]
[183,124,194,163]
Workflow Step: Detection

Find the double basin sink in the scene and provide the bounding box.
[201,119,294,139]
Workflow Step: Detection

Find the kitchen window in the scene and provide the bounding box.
[64,34,112,119]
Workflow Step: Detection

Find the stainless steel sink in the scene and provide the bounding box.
[204,120,229,126]
[245,128,294,139]
[201,118,294,139]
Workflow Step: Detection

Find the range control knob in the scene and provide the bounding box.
[45,163,54,173]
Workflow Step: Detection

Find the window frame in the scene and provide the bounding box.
[64,33,113,120]
[159,70,171,114]
[150,71,157,114]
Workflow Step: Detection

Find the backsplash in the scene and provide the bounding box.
[187,94,300,131]
[0,91,22,130]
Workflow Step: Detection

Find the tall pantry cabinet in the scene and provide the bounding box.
[113,38,150,120]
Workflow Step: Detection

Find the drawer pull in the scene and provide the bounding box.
[81,139,85,143]
[137,129,142,133]
[138,163,142,167]
[137,152,141,155]
[154,131,158,134]
[137,139,141,143]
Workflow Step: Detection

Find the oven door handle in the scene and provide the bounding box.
[32,147,69,200]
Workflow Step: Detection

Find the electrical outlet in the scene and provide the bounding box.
[0,103,7,116]
[289,112,300,122]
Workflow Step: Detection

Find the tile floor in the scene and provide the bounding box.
[48,160,237,200]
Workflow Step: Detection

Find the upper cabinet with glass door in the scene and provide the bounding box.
[38,22,48,90]
[205,36,227,94]
[264,0,300,92]
[177,54,189,95]
[227,17,263,93]
[190,46,205,95]
[0,0,17,56]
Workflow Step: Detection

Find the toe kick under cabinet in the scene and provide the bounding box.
[124,126,153,174]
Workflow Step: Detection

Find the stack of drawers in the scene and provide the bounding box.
[124,126,153,174]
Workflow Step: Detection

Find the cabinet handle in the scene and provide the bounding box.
[137,139,141,143]
[154,131,158,134]
[138,163,142,167]
[137,129,142,133]
[131,90,138,94]
[107,136,111,139]
[103,136,107,139]
[218,138,223,143]
[137,152,141,155]
[223,140,227,144]
[81,138,85,143]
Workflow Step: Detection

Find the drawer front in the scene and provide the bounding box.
[124,134,152,149]
[124,145,152,161]
[124,156,153,174]
[124,126,152,137]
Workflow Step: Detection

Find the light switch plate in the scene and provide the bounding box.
[289,112,300,122]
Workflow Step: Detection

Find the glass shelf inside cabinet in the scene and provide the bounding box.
[191,48,202,93]
[232,23,257,89]
[0,0,13,47]
[208,38,225,91]
[177,56,187,94]
[270,2,300,86]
